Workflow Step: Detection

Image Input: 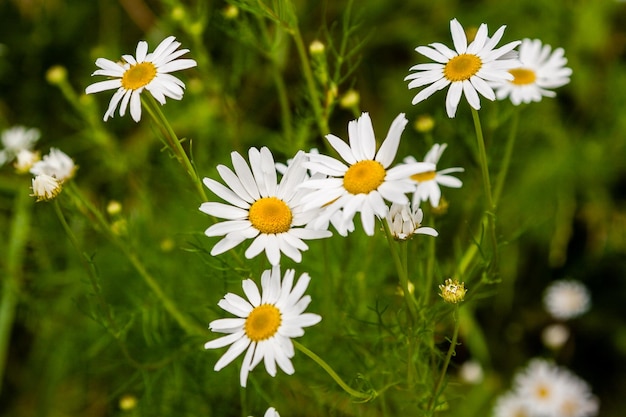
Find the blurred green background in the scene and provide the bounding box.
[1,0,626,416]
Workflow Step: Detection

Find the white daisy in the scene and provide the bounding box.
[493,38,572,105]
[405,143,464,208]
[30,174,62,202]
[385,202,438,240]
[405,18,521,118]
[513,358,569,416]
[276,150,355,237]
[85,36,197,122]
[14,149,40,174]
[0,126,40,166]
[541,323,570,350]
[30,148,77,182]
[200,147,331,265]
[543,280,591,320]
[204,266,322,387]
[301,112,435,236]
[553,376,599,417]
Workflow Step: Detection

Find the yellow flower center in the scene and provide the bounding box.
[248,197,293,234]
[536,384,550,399]
[343,160,386,195]
[411,171,437,182]
[444,54,482,82]
[509,68,537,85]
[245,304,282,342]
[121,62,157,90]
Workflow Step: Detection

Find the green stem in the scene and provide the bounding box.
[0,186,32,394]
[470,108,498,272]
[382,221,418,323]
[65,183,204,336]
[421,215,437,308]
[294,340,375,401]
[428,304,461,414]
[142,95,208,202]
[290,25,329,136]
[493,109,520,207]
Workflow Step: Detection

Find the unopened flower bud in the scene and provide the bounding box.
[46,65,67,85]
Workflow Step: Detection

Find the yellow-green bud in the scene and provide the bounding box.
[46,65,67,85]
[439,278,467,303]
[414,114,435,133]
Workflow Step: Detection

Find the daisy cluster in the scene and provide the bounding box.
[540,280,591,350]
[75,14,575,414]
[493,359,599,417]
[0,126,76,202]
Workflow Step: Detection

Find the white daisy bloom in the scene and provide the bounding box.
[204,266,322,387]
[553,375,599,417]
[513,358,570,416]
[0,126,40,166]
[30,174,62,202]
[85,36,197,122]
[300,112,435,236]
[30,148,77,182]
[14,149,40,174]
[543,280,591,320]
[385,202,438,240]
[262,407,280,417]
[541,323,570,350]
[493,38,572,105]
[275,149,355,236]
[405,143,463,208]
[200,147,331,265]
[405,18,521,118]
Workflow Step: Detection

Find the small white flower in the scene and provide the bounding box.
[458,360,484,384]
[204,266,322,387]
[85,36,197,122]
[493,38,572,105]
[513,359,569,416]
[405,18,521,118]
[0,126,40,166]
[405,143,463,208]
[14,149,40,174]
[301,112,435,236]
[30,148,77,182]
[30,174,62,202]
[541,323,570,350]
[385,202,438,240]
[264,408,280,417]
[200,148,331,265]
[543,280,591,320]
[553,376,599,417]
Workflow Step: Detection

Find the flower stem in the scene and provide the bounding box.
[382,221,418,324]
[470,108,498,272]
[141,95,208,202]
[493,108,520,206]
[290,24,330,137]
[0,186,31,394]
[294,340,376,401]
[428,304,461,414]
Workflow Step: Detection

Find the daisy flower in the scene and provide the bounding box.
[301,112,435,236]
[553,376,599,417]
[30,148,77,182]
[493,38,572,105]
[85,36,197,122]
[385,202,438,240]
[199,148,331,265]
[204,266,322,387]
[250,407,280,417]
[513,358,569,416]
[31,174,62,202]
[405,143,463,208]
[0,126,40,166]
[543,280,591,320]
[405,18,521,118]
[14,149,41,174]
